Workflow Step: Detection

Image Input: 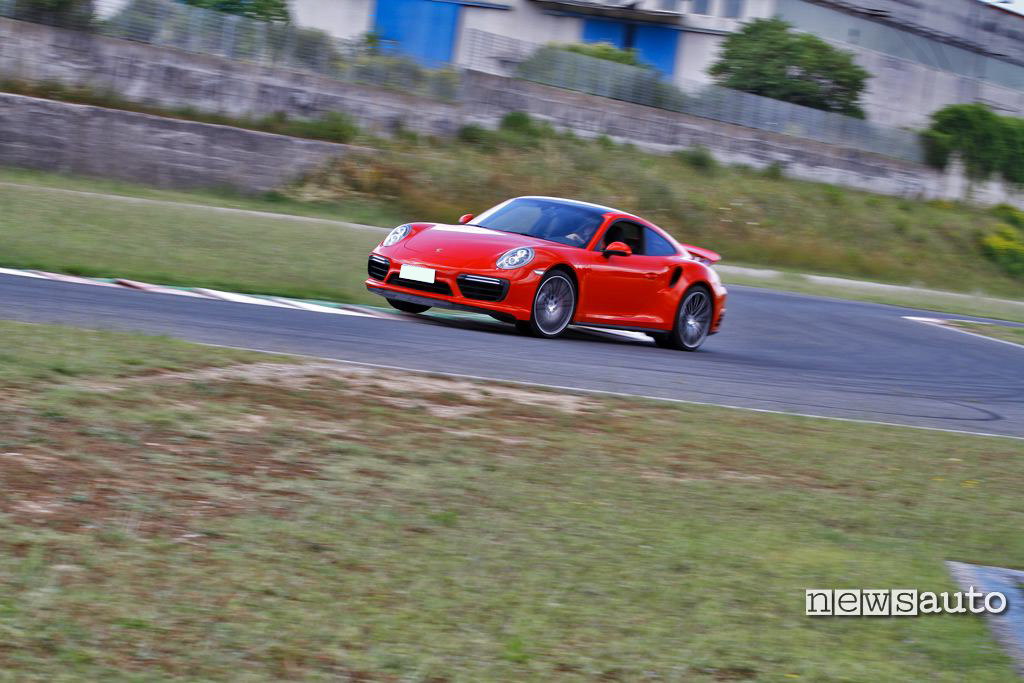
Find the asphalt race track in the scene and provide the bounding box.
[1,273,1023,438]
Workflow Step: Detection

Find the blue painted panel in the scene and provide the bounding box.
[373,0,460,67]
[634,24,678,76]
[582,18,626,49]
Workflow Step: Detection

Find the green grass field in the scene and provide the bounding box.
[1,321,1021,681]
[0,170,389,302]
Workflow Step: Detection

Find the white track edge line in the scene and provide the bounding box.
[903,316,1024,350]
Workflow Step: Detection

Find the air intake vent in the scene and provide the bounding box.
[457,275,509,302]
[367,254,390,281]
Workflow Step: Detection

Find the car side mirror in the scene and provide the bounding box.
[602,241,632,258]
[458,213,475,224]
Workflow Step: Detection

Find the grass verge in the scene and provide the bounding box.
[0,172,388,302]
[947,321,1024,345]
[0,320,1021,680]
[719,267,1024,324]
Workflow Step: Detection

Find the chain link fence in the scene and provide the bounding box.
[0,0,460,100]
[463,28,924,163]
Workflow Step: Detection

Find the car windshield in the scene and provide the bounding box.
[472,198,606,248]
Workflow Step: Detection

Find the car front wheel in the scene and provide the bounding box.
[520,272,576,338]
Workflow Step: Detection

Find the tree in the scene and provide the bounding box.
[708,18,870,119]
[922,103,1024,184]
[182,0,289,23]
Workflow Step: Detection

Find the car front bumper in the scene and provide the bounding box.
[365,252,541,321]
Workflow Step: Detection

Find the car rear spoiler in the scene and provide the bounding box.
[682,244,722,265]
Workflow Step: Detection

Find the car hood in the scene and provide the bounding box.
[397,224,555,267]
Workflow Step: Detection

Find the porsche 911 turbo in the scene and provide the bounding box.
[365,196,726,350]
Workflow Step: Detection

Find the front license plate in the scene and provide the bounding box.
[399,264,436,284]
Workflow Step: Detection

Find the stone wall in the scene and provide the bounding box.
[0,17,1021,205]
[0,93,353,191]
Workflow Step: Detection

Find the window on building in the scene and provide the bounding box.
[691,0,711,15]
[660,0,679,11]
[723,0,743,18]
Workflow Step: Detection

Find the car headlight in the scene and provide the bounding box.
[382,224,410,247]
[496,247,535,270]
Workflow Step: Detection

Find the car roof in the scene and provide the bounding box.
[515,195,631,218]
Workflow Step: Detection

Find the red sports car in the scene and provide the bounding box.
[365,196,727,350]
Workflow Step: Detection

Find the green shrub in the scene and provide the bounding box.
[12,0,93,29]
[991,204,1024,229]
[277,112,359,144]
[921,103,1024,184]
[562,42,643,67]
[674,146,717,174]
[761,162,786,180]
[500,111,535,134]
[456,124,492,147]
[981,224,1024,278]
[517,45,685,111]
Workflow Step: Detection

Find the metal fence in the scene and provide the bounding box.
[463,28,924,163]
[0,0,460,101]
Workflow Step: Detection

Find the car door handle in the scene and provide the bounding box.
[643,272,658,279]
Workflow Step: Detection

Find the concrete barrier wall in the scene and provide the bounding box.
[0,18,461,137]
[0,93,354,191]
[0,17,1021,205]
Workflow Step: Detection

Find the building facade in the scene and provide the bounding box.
[289,0,1024,127]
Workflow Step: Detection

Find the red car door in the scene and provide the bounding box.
[577,221,674,327]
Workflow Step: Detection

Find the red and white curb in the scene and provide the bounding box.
[2,267,394,319]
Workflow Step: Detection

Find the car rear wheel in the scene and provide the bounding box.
[387,298,431,314]
[520,272,576,338]
[658,285,712,351]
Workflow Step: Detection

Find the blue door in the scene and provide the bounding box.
[582,19,678,77]
[582,18,627,48]
[374,0,460,67]
[634,25,678,77]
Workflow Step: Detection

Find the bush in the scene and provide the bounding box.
[103,0,162,41]
[348,54,458,102]
[274,112,359,144]
[456,124,492,147]
[992,204,1024,229]
[922,104,1005,180]
[921,103,1024,185]
[562,42,643,67]
[517,45,685,112]
[500,111,536,135]
[674,146,717,174]
[12,0,94,29]
[761,162,786,180]
[981,224,1024,278]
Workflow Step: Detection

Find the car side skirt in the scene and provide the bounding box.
[575,322,667,335]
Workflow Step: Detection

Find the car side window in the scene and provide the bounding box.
[600,221,644,254]
[644,228,678,256]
